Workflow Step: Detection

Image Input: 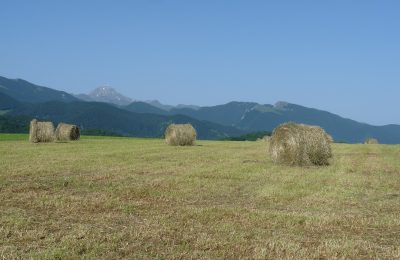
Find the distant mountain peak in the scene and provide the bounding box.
[274,101,290,110]
[77,86,133,106]
[90,86,123,98]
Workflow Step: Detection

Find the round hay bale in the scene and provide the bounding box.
[326,134,334,143]
[165,124,196,146]
[364,138,379,144]
[257,136,270,142]
[269,123,332,166]
[55,123,80,141]
[29,119,55,143]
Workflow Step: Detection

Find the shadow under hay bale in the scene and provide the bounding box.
[29,119,55,143]
[364,138,379,144]
[55,123,80,141]
[165,124,196,146]
[269,122,332,166]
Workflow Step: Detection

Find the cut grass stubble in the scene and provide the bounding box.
[0,135,399,259]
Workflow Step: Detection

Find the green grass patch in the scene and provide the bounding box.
[0,133,29,141]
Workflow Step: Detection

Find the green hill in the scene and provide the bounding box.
[0,76,77,103]
[0,114,31,133]
[170,101,258,126]
[0,92,20,110]
[124,101,169,115]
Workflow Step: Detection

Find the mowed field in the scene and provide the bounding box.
[1,134,400,259]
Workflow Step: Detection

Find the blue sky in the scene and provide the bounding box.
[1,1,399,125]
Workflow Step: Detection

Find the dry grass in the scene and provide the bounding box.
[55,123,80,141]
[165,124,196,146]
[0,135,399,259]
[269,123,332,166]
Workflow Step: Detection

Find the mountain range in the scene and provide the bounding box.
[75,86,200,110]
[1,75,399,143]
[0,76,241,139]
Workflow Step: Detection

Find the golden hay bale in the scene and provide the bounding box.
[326,134,334,143]
[269,123,332,166]
[55,122,80,141]
[165,124,196,146]
[29,119,55,143]
[364,138,379,144]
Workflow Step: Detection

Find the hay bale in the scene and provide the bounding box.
[165,124,196,146]
[326,134,334,143]
[364,138,379,144]
[257,136,270,142]
[269,123,332,166]
[55,123,80,141]
[29,119,55,143]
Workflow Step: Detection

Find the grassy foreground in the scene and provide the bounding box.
[1,135,399,259]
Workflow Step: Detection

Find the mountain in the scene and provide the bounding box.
[142,100,200,111]
[236,102,400,144]
[0,92,20,110]
[0,76,77,103]
[170,101,259,126]
[0,76,241,139]
[124,101,169,115]
[144,100,174,111]
[76,86,200,111]
[1,75,400,143]
[175,104,200,110]
[175,102,400,143]
[124,101,258,126]
[123,100,400,144]
[75,86,133,106]
[9,101,243,139]
[74,93,93,102]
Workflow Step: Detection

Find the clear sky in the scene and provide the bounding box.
[1,1,399,125]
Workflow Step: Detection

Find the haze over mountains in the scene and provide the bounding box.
[1,75,400,143]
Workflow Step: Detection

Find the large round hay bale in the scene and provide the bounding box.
[364,138,379,144]
[263,135,271,142]
[269,123,332,166]
[29,119,55,143]
[55,123,80,141]
[165,124,197,146]
[326,134,334,143]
